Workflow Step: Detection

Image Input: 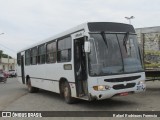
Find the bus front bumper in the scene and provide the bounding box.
[89,82,146,100]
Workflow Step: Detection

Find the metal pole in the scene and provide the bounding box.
[125,16,135,24]
[142,33,145,70]
[8,55,9,71]
[129,19,131,24]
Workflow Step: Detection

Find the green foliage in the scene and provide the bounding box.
[145,50,160,55]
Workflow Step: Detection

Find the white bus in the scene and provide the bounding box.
[17,22,146,103]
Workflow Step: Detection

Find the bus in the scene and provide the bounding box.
[17,22,146,103]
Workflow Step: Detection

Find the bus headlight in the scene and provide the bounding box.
[137,80,145,85]
[93,85,110,91]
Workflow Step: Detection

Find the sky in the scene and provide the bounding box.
[0,0,160,58]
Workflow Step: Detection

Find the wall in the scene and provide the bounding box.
[135,26,160,70]
[0,58,17,71]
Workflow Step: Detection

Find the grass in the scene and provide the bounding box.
[145,50,160,55]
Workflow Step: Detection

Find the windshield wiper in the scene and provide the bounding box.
[100,31,108,49]
[123,32,130,52]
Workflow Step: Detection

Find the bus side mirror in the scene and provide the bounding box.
[84,41,91,53]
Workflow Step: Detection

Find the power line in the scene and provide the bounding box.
[0,43,17,53]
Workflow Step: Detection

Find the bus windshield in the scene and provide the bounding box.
[89,33,143,76]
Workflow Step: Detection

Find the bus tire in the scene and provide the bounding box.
[63,81,75,104]
[27,78,39,93]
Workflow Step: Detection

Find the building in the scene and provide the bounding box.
[0,58,17,71]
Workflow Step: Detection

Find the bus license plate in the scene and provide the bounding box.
[120,92,128,96]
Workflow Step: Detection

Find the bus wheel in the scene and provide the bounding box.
[27,78,39,93]
[63,82,75,104]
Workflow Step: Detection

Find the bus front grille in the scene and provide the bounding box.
[104,75,141,82]
[113,83,136,90]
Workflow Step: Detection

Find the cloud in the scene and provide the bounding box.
[0,0,160,57]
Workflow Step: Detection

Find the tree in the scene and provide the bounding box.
[0,50,3,59]
[0,50,12,59]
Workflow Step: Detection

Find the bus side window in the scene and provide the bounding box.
[38,44,46,64]
[17,53,21,66]
[31,47,38,65]
[46,42,56,63]
[57,37,71,62]
[25,49,31,65]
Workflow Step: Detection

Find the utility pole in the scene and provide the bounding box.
[0,33,5,69]
[8,55,9,71]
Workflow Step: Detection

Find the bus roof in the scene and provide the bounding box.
[18,22,134,53]
[88,22,135,33]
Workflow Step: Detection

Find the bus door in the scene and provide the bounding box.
[21,55,25,84]
[74,37,87,97]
